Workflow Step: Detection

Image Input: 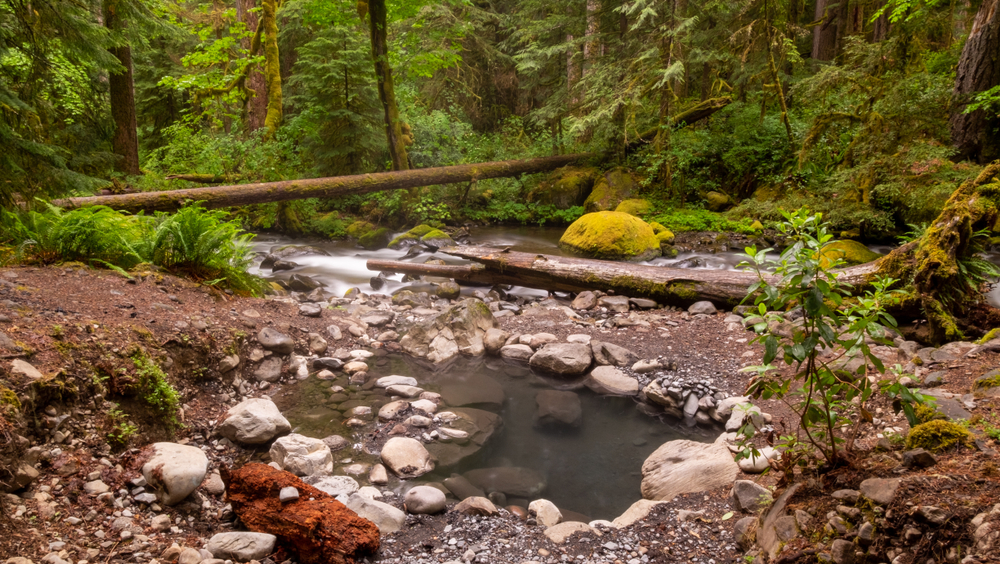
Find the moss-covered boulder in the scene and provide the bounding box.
[420,229,455,249]
[528,166,598,208]
[388,225,438,249]
[615,199,653,217]
[819,240,882,269]
[705,191,731,212]
[750,220,764,231]
[359,227,391,250]
[973,369,1000,398]
[583,168,637,213]
[346,220,376,239]
[905,420,972,452]
[558,211,661,261]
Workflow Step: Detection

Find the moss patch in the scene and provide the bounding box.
[905,419,973,452]
[559,212,661,261]
[528,166,598,208]
[615,199,653,217]
[583,168,636,213]
[819,240,882,269]
[420,228,455,247]
[705,191,731,212]
[388,224,438,249]
[346,220,376,239]
[359,227,392,250]
[656,230,676,246]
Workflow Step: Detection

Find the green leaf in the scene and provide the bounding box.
[721,511,734,521]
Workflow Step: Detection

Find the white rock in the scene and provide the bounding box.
[302,475,359,497]
[404,486,447,514]
[206,532,276,561]
[141,443,209,506]
[585,366,639,396]
[545,521,597,544]
[737,447,777,474]
[376,375,418,388]
[10,359,44,380]
[380,437,434,478]
[640,436,740,502]
[529,499,563,527]
[410,399,438,414]
[340,493,406,535]
[612,499,667,528]
[216,397,291,445]
[269,434,333,476]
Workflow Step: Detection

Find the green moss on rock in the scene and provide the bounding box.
[615,199,653,217]
[528,166,598,208]
[388,224,438,249]
[583,168,637,213]
[420,229,455,248]
[559,211,661,262]
[819,240,882,269]
[346,220,376,239]
[655,230,675,246]
[705,191,731,212]
[359,227,391,250]
[905,419,973,452]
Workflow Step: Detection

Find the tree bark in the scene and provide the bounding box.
[103,0,140,176]
[950,0,1000,163]
[871,0,890,42]
[367,0,409,171]
[51,154,595,213]
[237,0,267,133]
[630,97,733,148]
[261,0,282,136]
[812,0,838,60]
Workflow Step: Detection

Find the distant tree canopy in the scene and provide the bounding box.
[1,0,998,223]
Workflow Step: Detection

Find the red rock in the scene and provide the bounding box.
[221,463,379,564]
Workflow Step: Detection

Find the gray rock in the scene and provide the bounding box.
[151,514,171,532]
[12,462,39,490]
[313,357,343,371]
[83,480,109,495]
[831,489,860,504]
[598,295,630,313]
[141,442,208,506]
[858,521,874,546]
[924,371,946,387]
[341,493,406,535]
[535,390,582,428]
[500,344,534,361]
[303,475,359,497]
[453,496,498,516]
[257,327,294,354]
[380,437,434,478]
[631,359,661,373]
[528,343,592,376]
[360,310,395,327]
[725,403,764,432]
[203,472,225,495]
[571,291,597,310]
[253,356,283,382]
[641,437,740,501]
[585,366,639,396]
[218,355,240,373]
[859,477,901,506]
[591,340,638,367]
[918,505,948,524]
[178,548,202,564]
[207,532,277,561]
[630,298,657,309]
[279,486,299,502]
[376,375,418,388]
[734,516,757,550]
[10,359,43,380]
[688,301,717,315]
[919,389,973,420]
[443,475,486,500]
[299,304,322,317]
[216,398,291,445]
[270,434,333,476]
[774,515,799,541]
[403,485,447,514]
[682,393,700,419]
[483,328,510,355]
[731,480,773,513]
[398,299,497,364]
[322,434,350,452]
[738,447,776,474]
[902,448,937,468]
[544,521,596,544]
[831,539,855,564]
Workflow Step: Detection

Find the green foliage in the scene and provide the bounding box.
[0,202,267,295]
[132,351,182,428]
[106,404,140,448]
[649,208,758,234]
[737,210,925,467]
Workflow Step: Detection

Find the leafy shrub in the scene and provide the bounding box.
[649,208,758,233]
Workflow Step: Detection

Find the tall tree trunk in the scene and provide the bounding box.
[103,0,140,176]
[812,0,838,60]
[950,0,1000,163]
[237,0,267,133]
[871,0,890,42]
[261,0,282,136]
[366,0,409,171]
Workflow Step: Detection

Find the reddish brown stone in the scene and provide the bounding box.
[221,463,379,564]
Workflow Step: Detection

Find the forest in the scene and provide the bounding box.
[2,0,998,232]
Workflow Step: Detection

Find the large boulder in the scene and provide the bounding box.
[216,398,291,445]
[399,299,498,364]
[528,166,597,209]
[640,436,740,501]
[819,240,881,269]
[558,211,661,262]
[528,343,592,376]
[615,198,653,217]
[388,225,439,249]
[585,366,639,396]
[141,443,209,506]
[583,167,637,212]
[269,434,334,476]
[380,437,435,478]
[535,390,582,428]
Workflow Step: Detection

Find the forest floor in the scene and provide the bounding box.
[0,264,998,564]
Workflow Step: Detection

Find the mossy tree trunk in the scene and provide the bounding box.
[950,0,1000,163]
[238,0,268,133]
[104,0,141,176]
[366,0,409,171]
[261,0,282,137]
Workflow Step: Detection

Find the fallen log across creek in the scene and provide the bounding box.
[368,246,882,308]
[50,154,595,213]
